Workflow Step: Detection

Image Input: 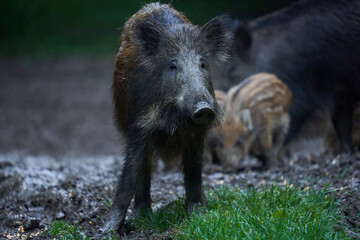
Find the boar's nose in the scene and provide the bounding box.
[192,102,215,125]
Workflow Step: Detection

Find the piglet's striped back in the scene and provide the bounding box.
[225,73,292,116]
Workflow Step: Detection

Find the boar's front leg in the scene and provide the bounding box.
[332,101,354,153]
[182,139,204,212]
[134,148,153,216]
[102,130,149,233]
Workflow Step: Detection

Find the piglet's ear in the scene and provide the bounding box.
[240,109,253,131]
[201,15,233,62]
[132,20,163,57]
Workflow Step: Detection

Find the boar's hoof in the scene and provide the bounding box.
[98,222,135,239]
[192,103,215,125]
[186,202,203,214]
[100,211,124,236]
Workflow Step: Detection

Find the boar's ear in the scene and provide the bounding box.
[133,20,163,57]
[240,109,253,131]
[201,15,233,62]
[234,21,252,56]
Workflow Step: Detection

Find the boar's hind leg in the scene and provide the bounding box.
[182,140,204,212]
[102,132,148,233]
[332,101,354,154]
[134,148,153,216]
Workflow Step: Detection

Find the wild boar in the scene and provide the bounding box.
[216,73,292,169]
[231,0,360,153]
[102,3,232,233]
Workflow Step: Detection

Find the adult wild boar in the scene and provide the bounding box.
[231,0,360,153]
[102,3,232,233]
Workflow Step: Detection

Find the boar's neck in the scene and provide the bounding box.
[247,7,310,80]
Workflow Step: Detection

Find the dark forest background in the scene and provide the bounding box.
[1,0,297,57]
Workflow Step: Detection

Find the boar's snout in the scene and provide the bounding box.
[191,102,215,125]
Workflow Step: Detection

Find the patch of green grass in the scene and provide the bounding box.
[176,185,348,240]
[134,185,348,240]
[134,199,187,233]
[101,198,112,214]
[49,220,89,240]
[49,185,349,239]
[49,220,119,240]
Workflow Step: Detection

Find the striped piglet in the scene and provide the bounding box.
[216,73,292,169]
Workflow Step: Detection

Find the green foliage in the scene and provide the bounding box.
[0,0,230,57]
[1,0,295,57]
[176,185,348,240]
[102,198,112,213]
[134,185,348,240]
[50,220,90,240]
[134,199,187,233]
[49,220,118,240]
[1,0,137,56]
[48,185,348,239]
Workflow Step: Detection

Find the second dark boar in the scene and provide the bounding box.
[231,0,360,153]
[103,3,232,233]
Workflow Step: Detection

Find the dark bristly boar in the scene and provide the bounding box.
[231,0,360,153]
[102,3,232,233]
[216,73,292,169]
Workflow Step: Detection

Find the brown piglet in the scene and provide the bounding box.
[216,73,292,170]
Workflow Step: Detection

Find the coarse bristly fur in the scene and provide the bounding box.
[230,0,360,153]
[102,2,233,235]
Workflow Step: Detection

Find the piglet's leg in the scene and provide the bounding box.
[258,125,277,169]
[272,114,290,167]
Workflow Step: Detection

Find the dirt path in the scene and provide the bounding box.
[1,150,359,239]
[0,58,359,239]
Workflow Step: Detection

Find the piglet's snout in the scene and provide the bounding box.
[191,102,215,125]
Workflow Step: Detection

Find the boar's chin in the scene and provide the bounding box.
[159,111,214,137]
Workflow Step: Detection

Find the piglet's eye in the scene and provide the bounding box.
[170,61,178,71]
[235,138,243,147]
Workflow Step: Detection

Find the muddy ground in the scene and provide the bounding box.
[0,58,359,239]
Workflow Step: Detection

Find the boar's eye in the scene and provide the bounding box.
[235,138,243,147]
[200,59,208,69]
[170,61,178,71]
